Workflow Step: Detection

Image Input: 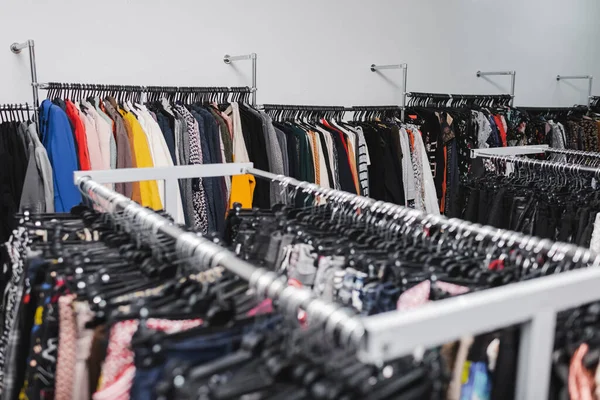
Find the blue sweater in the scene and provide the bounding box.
[40,100,82,212]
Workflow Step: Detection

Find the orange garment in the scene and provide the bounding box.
[493,115,508,147]
[229,174,256,209]
[308,131,321,185]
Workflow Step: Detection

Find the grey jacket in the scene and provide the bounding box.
[20,123,54,213]
[257,111,285,206]
[103,102,133,198]
[173,112,194,226]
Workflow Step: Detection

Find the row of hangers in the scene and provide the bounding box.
[0,102,34,123]
[406,93,513,108]
[43,82,253,106]
[261,105,403,123]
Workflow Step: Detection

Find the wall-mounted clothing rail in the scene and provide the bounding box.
[556,74,594,108]
[474,152,600,175]
[406,92,513,108]
[476,70,516,106]
[224,52,257,106]
[370,62,407,120]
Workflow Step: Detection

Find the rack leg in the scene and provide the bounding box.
[515,310,556,400]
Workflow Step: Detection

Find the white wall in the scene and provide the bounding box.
[1,0,599,107]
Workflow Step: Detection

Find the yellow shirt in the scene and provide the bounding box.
[119,109,163,210]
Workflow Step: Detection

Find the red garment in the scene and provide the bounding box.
[493,115,508,147]
[65,101,91,170]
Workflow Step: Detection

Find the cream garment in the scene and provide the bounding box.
[315,126,339,189]
[135,104,185,224]
[447,336,474,400]
[315,134,330,190]
[399,127,416,206]
[473,111,492,149]
[589,213,600,253]
[409,124,440,215]
[225,102,250,163]
[219,131,232,200]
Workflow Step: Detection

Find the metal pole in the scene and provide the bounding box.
[11,39,40,128]
[476,70,516,106]
[224,53,257,106]
[556,75,593,108]
[370,63,408,120]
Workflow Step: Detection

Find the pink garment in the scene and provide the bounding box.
[94,318,202,398]
[569,343,595,400]
[93,366,135,400]
[79,107,104,170]
[55,295,77,400]
[84,104,112,170]
[73,301,95,400]
[397,280,469,311]
[247,299,273,317]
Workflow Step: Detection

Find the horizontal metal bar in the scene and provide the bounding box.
[224,53,256,64]
[557,75,592,80]
[359,266,600,364]
[73,163,253,184]
[370,63,407,72]
[470,145,548,158]
[477,70,515,77]
[477,153,600,175]
[10,40,31,54]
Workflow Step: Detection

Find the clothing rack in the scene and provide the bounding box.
[0,102,36,122]
[75,173,366,354]
[73,163,253,218]
[246,166,600,400]
[74,164,600,399]
[476,70,517,106]
[405,92,513,108]
[474,152,600,175]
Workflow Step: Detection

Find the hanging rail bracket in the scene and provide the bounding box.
[224,52,257,106]
[556,74,594,107]
[476,70,516,106]
[370,63,408,120]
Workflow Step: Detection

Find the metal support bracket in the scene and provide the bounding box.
[224,53,257,106]
[10,39,40,124]
[370,63,408,120]
[477,70,516,106]
[556,74,594,108]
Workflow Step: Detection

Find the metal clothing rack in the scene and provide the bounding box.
[370,62,408,120]
[476,70,516,106]
[405,92,513,108]
[76,173,366,353]
[246,167,600,400]
[73,163,254,219]
[75,164,600,399]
